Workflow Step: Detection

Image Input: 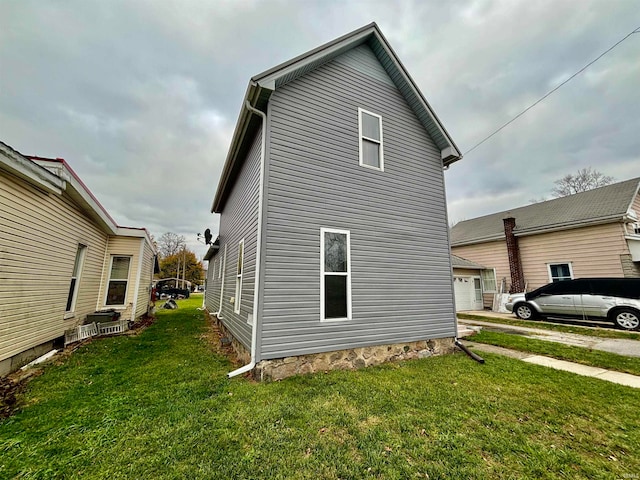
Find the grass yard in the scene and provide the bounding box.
[457,313,640,340]
[470,330,640,376]
[1,297,639,479]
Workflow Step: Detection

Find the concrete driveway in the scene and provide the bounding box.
[459,318,640,357]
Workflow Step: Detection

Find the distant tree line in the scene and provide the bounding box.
[155,232,204,288]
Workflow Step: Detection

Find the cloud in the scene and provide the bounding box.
[1,0,639,260]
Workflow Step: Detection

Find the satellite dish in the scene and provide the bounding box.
[204,228,212,245]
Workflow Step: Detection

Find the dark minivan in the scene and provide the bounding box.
[507,278,640,330]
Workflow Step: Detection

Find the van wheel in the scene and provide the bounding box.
[611,308,640,331]
[514,303,536,320]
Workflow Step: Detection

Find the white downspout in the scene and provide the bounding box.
[228,100,266,378]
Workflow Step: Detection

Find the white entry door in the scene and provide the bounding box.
[453,276,483,311]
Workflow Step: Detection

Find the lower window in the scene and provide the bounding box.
[321,228,351,320]
[548,263,573,282]
[106,256,131,305]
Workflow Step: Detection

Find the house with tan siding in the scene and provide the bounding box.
[451,177,640,303]
[0,142,157,375]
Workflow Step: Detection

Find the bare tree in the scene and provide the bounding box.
[551,167,614,198]
[157,232,186,258]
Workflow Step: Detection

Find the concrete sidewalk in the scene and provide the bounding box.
[459,318,640,357]
[462,341,640,389]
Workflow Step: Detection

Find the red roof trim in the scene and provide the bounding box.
[27,156,118,227]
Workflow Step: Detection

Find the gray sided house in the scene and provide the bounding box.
[204,23,462,380]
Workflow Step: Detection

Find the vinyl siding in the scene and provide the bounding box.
[452,241,511,293]
[134,240,154,318]
[518,223,628,289]
[453,223,630,293]
[98,236,144,321]
[0,169,108,363]
[260,45,455,360]
[214,127,262,349]
[631,193,640,217]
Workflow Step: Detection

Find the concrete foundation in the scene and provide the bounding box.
[0,338,60,376]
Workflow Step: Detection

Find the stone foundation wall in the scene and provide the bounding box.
[205,311,251,365]
[254,337,455,382]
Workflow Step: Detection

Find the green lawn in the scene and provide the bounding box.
[470,330,640,376]
[1,298,639,479]
[458,313,640,340]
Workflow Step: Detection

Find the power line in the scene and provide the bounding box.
[464,26,640,156]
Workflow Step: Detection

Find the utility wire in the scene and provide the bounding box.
[464,26,640,156]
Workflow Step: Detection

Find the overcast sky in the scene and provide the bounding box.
[2,0,639,259]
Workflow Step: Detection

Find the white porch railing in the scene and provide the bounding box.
[64,319,129,346]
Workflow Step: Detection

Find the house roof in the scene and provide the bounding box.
[2,141,156,253]
[451,177,640,247]
[451,254,486,270]
[211,22,461,213]
[0,141,64,194]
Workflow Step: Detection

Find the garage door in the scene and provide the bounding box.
[454,276,483,311]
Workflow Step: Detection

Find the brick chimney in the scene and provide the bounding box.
[503,215,525,293]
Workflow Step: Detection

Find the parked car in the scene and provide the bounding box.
[505,278,640,331]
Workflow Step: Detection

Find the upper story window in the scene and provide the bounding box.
[548,262,573,282]
[358,108,384,171]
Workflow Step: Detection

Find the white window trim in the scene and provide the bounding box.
[547,262,574,282]
[104,255,132,307]
[218,245,226,316]
[234,239,244,315]
[481,268,497,293]
[65,244,87,318]
[320,228,352,322]
[358,107,384,172]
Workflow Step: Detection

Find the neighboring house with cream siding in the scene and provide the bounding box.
[451,177,640,300]
[204,24,462,380]
[0,142,157,375]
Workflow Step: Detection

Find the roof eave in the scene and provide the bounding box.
[0,142,64,194]
[211,22,462,211]
[211,82,267,213]
[514,214,625,237]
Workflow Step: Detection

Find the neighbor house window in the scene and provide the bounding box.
[105,256,131,305]
[548,263,573,282]
[481,269,497,293]
[321,228,351,321]
[234,240,244,314]
[66,244,87,313]
[358,108,384,171]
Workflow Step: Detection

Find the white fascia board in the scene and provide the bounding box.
[253,29,372,89]
[0,145,64,194]
[63,170,118,235]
